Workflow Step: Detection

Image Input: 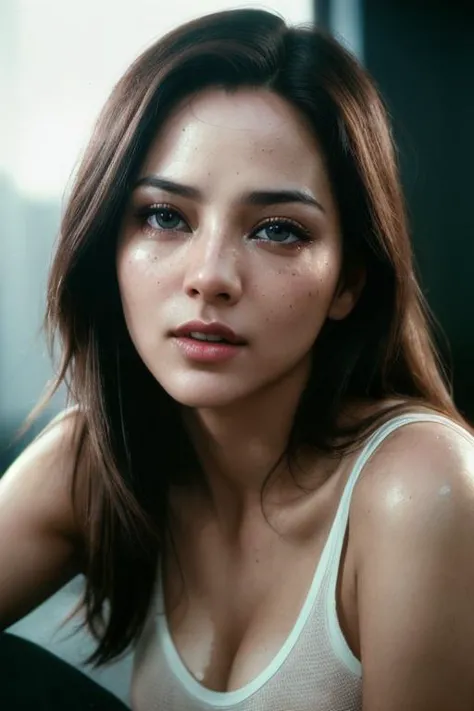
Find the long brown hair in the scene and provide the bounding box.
[40,8,460,664]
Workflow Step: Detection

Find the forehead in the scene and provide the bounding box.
[139,88,331,193]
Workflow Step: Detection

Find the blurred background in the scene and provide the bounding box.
[1,0,473,706]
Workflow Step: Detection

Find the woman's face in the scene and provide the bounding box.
[117,88,359,409]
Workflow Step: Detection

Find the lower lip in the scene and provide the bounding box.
[173,336,243,363]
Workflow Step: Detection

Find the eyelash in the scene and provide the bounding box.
[134,203,313,245]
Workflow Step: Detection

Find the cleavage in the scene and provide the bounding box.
[162,516,331,692]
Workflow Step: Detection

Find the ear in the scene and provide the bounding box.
[327,264,366,321]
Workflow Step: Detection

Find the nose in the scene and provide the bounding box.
[183,232,243,306]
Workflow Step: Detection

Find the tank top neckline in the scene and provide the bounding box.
[154,411,462,707]
[157,509,336,706]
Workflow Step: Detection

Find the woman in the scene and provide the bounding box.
[2,8,474,710]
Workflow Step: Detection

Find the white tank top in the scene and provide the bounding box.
[131,412,464,710]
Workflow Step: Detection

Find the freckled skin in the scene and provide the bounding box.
[116,88,361,410]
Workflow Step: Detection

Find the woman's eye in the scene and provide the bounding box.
[142,206,188,232]
[252,220,310,245]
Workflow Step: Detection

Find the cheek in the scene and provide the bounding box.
[116,242,177,360]
[260,253,340,330]
[116,242,171,314]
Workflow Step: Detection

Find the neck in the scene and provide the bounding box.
[180,362,314,527]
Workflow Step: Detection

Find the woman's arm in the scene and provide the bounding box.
[353,420,474,711]
[0,410,84,630]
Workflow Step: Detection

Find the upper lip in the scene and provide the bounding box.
[172,321,246,345]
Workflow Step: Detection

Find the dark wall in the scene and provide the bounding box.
[362,0,474,418]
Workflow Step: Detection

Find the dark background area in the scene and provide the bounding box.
[360,0,474,418]
[318,0,474,419]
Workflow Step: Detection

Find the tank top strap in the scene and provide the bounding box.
[325,411,469,570]
[320,411,468,676]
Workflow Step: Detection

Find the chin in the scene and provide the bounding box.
[162,388,243,410]
[155,372,256,410]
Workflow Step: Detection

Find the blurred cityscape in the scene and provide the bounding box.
[0,173,63,470]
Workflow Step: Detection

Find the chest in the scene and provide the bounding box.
[161,486,359,693]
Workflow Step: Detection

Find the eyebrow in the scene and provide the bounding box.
[133,176,325,213]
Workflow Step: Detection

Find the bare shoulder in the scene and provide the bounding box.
[348,416,474,709]
[0,407,87,629]
[351,416,474,541]
[1,407,84,540]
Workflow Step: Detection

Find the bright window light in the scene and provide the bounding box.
[3,0,313,200]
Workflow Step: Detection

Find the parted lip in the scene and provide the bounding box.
[172,320,246,345]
